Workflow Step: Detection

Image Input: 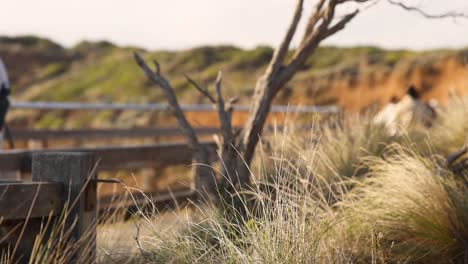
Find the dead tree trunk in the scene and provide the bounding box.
[134,0,362,200]
[135,0,467,203]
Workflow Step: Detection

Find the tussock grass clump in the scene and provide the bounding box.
[259,113,428,204]
[130,169,341,263]
[141,97,467,263]
[431,96,468,155]
[258,116,390,204]
[314,116,394,179]
[119,125,352,263]
[340,146,468,263]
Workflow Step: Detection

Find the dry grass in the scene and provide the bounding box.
[2,96,467,263]
[431,96,468,155]
[1,204,97,263]
[337,146,468,263]
[119,97,466,263]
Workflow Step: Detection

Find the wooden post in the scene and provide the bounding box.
[32,152,97,262]
[0,182,64,263]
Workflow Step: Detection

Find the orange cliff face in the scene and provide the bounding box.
[117,53,468,128]
[285,52,468,112]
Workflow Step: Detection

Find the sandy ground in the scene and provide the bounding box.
[97,209,194,262]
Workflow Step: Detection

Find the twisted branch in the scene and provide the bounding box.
[214,71,234,144]
[387,0,468,19]
[134,52,201,151]
[267,0,304,75]
[184,74,216,104]
[321,9,359,40]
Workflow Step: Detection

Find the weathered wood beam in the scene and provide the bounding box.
[9,127,221,141]
[0,182,63,220]
[0,142,217,173]
[32,152,97,262]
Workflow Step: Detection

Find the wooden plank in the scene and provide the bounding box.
[10,127,220,141]
[32,152,97,262]
[0,182,64,220]
[8,125,288,141]
[0,142,217,173]
[91,142,217,170]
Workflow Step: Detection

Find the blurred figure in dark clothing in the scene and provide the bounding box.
[0,58,11,148]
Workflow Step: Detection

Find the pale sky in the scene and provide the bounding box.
[1,0,468,51]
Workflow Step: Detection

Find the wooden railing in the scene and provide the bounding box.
[0,146,213,262]
[9,127,220,141]
[1,101,339,262]
[0,142,217,173]
[0,152,97,262]
[10,101,340,113]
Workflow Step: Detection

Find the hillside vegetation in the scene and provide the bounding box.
[1,36,468,128]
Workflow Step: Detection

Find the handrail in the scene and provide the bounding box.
[10,101,340,113]
[0,142,217,173]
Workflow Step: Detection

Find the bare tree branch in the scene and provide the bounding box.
[238,0,348,176]
[236,1,364,177]
[302,0,327,42]
[321,9,359,40]
[213,71,242,189]
[267,0,304,75]
[135,52,218,194]
[303,0,338,45]
[214,72,234,142]
[280,0,339,86]
[184,74,217,104]
[134,52,201,150]
[226,97,239,113]
[152,60,161,75]
[338,0,371,3]
[387,0,468,19]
